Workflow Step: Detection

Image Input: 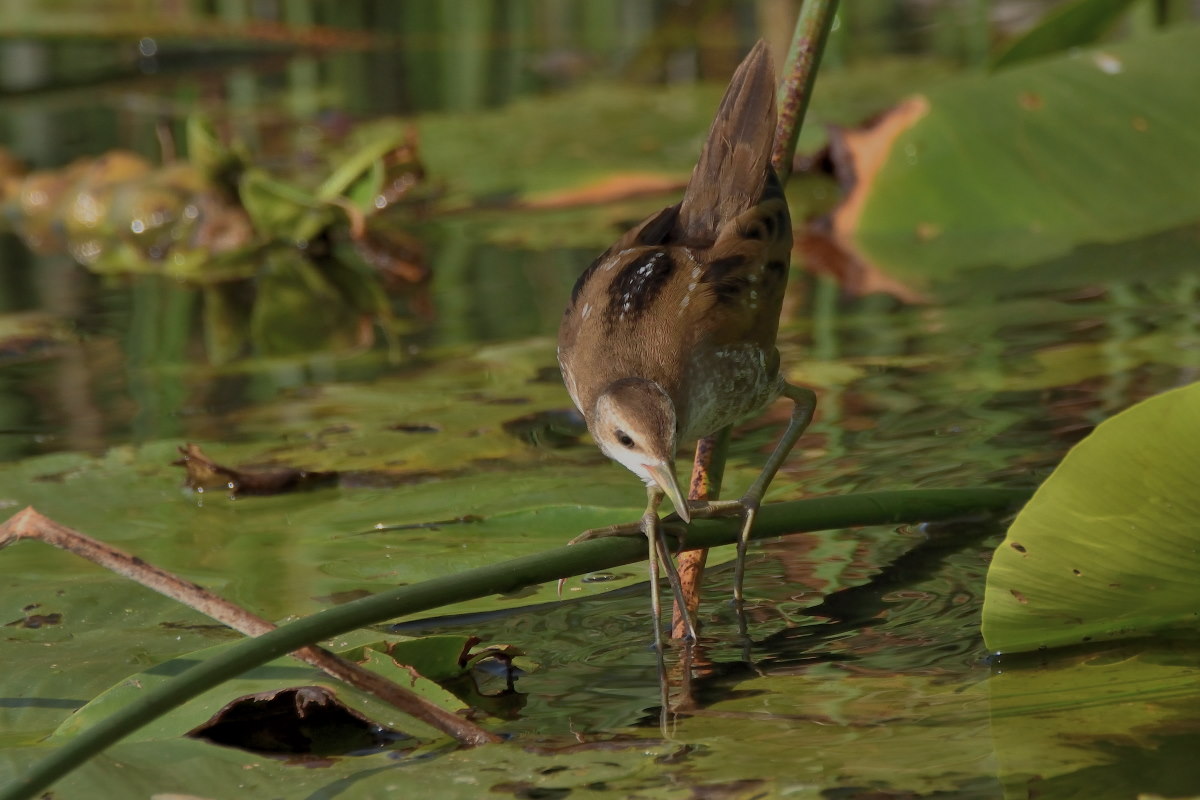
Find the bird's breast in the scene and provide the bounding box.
[678,342,781,440]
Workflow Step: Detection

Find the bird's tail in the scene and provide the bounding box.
[676,39,779,243]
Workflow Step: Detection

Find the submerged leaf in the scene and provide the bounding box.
[982,381,1200,653]
[0,312,74,364]
[188,685,397,755]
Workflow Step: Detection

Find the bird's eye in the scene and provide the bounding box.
[615,430,635,448]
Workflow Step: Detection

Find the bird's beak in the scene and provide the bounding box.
[644,461,691,523]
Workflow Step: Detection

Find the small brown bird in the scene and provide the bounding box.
[557,41,816,641]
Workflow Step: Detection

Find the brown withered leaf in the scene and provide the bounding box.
[796,226,927,303]
[803,97,931,304]
[173,442,338,496]
[521,172,686,209]
[5,612,62,629]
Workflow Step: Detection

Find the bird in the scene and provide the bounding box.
[557,40,816,646]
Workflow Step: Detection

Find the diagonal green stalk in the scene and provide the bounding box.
[1,487,1028,800]
[772,0,839,180]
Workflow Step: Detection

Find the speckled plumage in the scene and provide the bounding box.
[558,40,791,462]
[557,41,814,638]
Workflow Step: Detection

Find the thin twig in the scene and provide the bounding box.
[672,428,728,638]
[0,507,498,747]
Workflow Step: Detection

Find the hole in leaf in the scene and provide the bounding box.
[188,686,409,756]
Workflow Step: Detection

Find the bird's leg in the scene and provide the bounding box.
[654,527,699,642]
[730,383,816,606]
[643,489,669,686]
[568,489,698,644]
[640,487,678,718]
[571,383,814,616]
[682,384,816,607]
[637,486,698,645]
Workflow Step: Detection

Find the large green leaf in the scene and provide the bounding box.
[991,0,1142,69]
[982,381,1200,653]
[50,636,468,744]
[414,59,951,211]
[836,25,1200,287]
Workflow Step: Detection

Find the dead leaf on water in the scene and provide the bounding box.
[521,172,686,210]
[173,442,338,496]
[828,96,930,243]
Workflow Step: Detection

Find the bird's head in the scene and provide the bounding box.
[591,378,690,522]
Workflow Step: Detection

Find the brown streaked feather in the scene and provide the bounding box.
[566,202,681,307]
[676,39,778,243]
[559,39,790,442]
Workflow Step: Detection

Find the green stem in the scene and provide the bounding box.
[2,487,1029,800]
[771,0,840,181]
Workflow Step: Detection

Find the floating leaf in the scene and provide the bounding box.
[49,636,467,745]
[982,382,1200,653]
[831,26,1200,288]
[335,633,473,683]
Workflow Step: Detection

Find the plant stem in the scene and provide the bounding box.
[772,0,840,181]
[674,427,729,638]
[677,0,840,630]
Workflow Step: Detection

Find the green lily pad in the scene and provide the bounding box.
[668,646,1200,796]
[982,381,1200,653]
[837,25,1200,287]
[415,58,952,211]
[0,731,677,800]
[50,635,469,744]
